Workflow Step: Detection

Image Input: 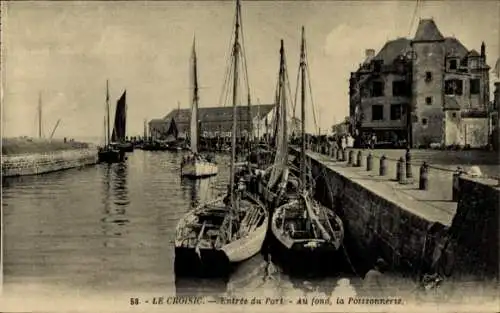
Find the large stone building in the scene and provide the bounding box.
[350,19,492,148]
[148,104,301,140]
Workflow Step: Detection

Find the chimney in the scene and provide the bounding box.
[365,49,375,62]
[481,42,486,61]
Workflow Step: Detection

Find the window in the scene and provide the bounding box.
[449,59,458,70]
[470,79,480,95]
[445,79,463,95]
[373,60,383,72]
[425,72,432,82]
[371,81,384,97]
[372,105,384,121]
[470,59,478,69]
[425,97,432,105]
[422,118,428,126]
[390,104,402,120]
[452,112,457,118]
[392,81,408,97]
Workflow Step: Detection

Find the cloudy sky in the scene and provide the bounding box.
[1,0,499,140]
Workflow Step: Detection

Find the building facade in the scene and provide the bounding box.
[148,104,278,140]
[350,19,491,148]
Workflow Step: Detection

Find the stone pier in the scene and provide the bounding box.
[290,147,499,281]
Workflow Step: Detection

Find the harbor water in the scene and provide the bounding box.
[2,150,361,301]
[3,150,498,309]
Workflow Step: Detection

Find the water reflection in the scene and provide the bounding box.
[101,163,130,245]
[180,177,214,208]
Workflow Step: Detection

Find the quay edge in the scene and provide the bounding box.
[289,146,499,282]
[2,138,99,177]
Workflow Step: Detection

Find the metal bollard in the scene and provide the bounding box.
[419,162,429,190]
[356,150,363,168]
[397,157,407,184]
[367,153,373,171]
[379,155,387,176]
[452,167,464,202]
[405,149,413,179]
[348,150,354,165]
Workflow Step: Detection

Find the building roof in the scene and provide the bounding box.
[161,104,275,123]
[149,104,275,135]
[444,37,468,57]
[413,19,445,42]
[467,49,480,57]
[372,38,411,64]
[355,23,470,75]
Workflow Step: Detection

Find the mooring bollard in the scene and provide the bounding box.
[397,157,407,184]
[348,150,354,165]
[367,153,373,171]
[452,167,464,202]
[419,162,429,190]
[405,149,413,179]
[379,155,387,176]
[356,150,363,168]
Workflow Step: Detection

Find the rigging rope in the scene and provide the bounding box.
[218,7,238,107]
[407,0,421,37]
[304,41,319,135]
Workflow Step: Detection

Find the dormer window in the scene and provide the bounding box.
[449,59,458,70]
[469,58,479,69]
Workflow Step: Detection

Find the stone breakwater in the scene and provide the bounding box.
[2,148,99,177]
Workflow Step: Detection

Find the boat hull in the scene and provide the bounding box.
[174,247,231,277]
[174,193,268,275]
[98,149,125,163]
[181,160,218,178]
[268,196,344,274]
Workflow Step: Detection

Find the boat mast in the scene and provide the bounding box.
[300,26,306,190]
[38,92,42,138]
[229,0,241,210]
[191,36,199,154]
[106,80,111,147]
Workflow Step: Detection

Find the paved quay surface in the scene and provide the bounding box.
[308,150,460,226]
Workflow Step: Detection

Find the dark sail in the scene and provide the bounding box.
[111,90,127,142]
[165,117,179,141]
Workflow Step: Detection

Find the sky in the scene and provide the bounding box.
[1,0,499,140]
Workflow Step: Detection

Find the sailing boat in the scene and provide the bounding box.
[110,91,133,153]
[180,37,218,178]
[268,28,344,269]
[174,0,268,277]
[98,80,124,163]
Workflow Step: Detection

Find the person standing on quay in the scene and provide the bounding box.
[363,258,387,297]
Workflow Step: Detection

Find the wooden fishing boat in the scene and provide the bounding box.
[260,30,344,271]
[174,192,268,275]
[98,80,125,164]
[110,90,133,153]
[175,0,268,277]
[180,36,218,178]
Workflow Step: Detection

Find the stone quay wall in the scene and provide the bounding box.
[2,148,99,177]
[290,146,499,281]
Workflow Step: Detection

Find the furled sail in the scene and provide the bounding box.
[267,40,289,190]
[189,37,199,154]
[111,90,127,142]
